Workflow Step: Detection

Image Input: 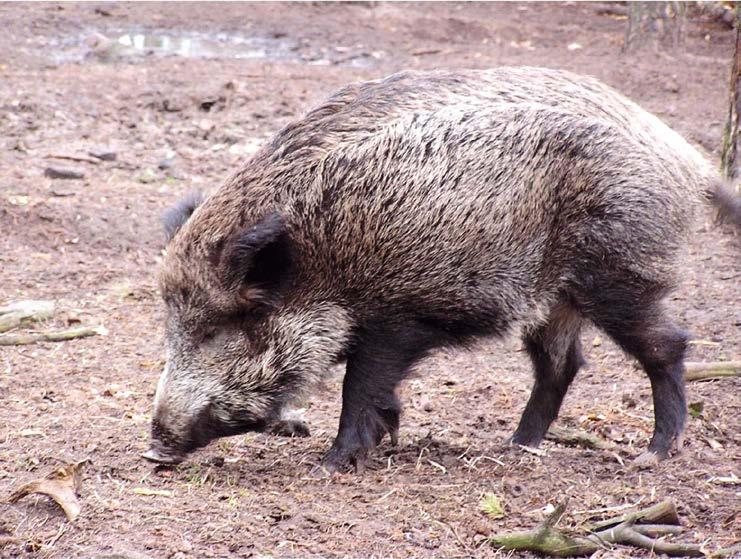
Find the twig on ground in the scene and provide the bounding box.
[45,153,100,164]
[488,499,705,557]
[0,325,107,346]
[685,361,741,381]
[0,300,55,333]
[589,498,678,530]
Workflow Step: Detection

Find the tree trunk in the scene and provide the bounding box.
[721,6,741,182]
[623,2,687,53]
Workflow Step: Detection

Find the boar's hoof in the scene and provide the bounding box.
[311,446,368,476]
[634,434,681,468]
[142,446,185,465]
[504,434,542,449]
[268,419,311,438]
[633,450,666,468]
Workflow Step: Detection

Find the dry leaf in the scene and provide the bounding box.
[6,460,87,521]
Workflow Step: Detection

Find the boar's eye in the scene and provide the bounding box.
[200,327,219,344]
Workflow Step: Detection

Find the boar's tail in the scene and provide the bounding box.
[706,178,741,230]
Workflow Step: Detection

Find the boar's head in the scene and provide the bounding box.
[144,194,348,464]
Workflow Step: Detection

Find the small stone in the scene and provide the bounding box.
[196,118,215,132]
[158,158,174,170]
[592,336,602,347]
[137,168,157,184]
[51,188,76,197]
[664,80,679,94]
[89,147,117,161]
[622,393,637,408]
[44,166,84,179]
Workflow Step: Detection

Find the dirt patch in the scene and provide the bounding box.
[0,2,739,558]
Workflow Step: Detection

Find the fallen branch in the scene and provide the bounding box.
[546,426,615,451]
[45,153,100,164]
[589,498,678,530]
[488,499,704,557]
[0,300,55,333]
[685,361,741,381]
[0,325,107,346]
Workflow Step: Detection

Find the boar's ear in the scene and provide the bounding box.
[220,213,292,296]
[162,191,204,244]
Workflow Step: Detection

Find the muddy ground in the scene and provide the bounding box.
[0,2,739,558]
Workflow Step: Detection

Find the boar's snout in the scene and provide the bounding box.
[142,444,185,465]
[144,402,270,465]
[142,415,197,464]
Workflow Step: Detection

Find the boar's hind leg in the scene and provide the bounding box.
[588,295,688,463]
[320,320,435,474]
[511,304,585,448]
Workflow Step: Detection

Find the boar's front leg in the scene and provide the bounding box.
[319,320,435,474]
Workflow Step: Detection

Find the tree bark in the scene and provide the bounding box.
[623,2,686,53]
[721,5,741,181]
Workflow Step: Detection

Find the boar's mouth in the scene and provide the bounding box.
[143,407,268,464]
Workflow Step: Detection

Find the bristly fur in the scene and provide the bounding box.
[149,67,721,470]
[708,179,741,230]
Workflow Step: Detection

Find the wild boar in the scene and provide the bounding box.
[144,67,721,472]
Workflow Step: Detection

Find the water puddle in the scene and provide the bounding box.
[43,29,378,68]
[107,31,297,61]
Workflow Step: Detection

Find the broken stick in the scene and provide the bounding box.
[685,361,741,381]
[589,498,678,530]
[488,499,703,557]
[0,325,107,346]
[0,300,55,333]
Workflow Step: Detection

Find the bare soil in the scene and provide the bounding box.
[0,3,739,558]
